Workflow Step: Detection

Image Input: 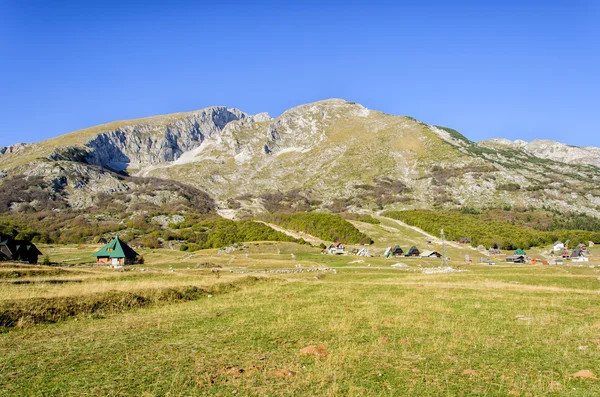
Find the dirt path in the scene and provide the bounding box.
[382,217,463,249]
[253,221,325,245]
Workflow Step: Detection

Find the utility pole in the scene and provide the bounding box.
[441,228,448,267]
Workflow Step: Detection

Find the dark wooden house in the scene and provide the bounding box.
[0,234,43,264]
[405,246,420,257]
[391,245,404,256]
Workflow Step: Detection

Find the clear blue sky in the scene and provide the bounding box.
[1,0,598,147]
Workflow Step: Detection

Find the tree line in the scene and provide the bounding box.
[261,212,373,245]
[384,210,600,250]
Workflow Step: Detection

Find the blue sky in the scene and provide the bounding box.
[1,1,598,147]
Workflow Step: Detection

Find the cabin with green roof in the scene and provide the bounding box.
[514,248,527,256]
[92,237,139,267]
[405,245,420,257]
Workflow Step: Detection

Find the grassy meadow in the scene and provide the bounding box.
[1,219,600,396]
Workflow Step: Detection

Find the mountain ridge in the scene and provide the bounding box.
[1,99,600,217]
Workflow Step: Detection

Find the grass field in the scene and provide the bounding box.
[1,221,600,396]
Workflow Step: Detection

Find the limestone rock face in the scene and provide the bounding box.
[524,139,600,168]
[83,107,270,171]
[478,138,600,168]
[0,143,28,156]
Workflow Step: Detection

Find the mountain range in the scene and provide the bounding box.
[1,99,600,217]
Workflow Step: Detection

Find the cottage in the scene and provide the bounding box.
[506,255,526,264]
[477,245,486,251]
[553,241,564,251]
[391,245,404,256]
[92,236,139,267]
[489,248,503,255]
[328,242,345,255]
[0,235,42,264]
[571,247,585,258]
[459,237,471,244]
[405,246,420,257]
[420,250,441,258]
[514,248,527,256]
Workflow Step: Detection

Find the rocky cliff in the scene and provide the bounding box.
[82,107,270,171]
[0,143,28,156]
[0,107,270,172]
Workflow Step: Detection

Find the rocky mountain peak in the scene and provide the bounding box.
[0,143,28,156]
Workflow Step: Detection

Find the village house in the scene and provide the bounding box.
[420,250,442,258]
[328,242,345,255]
[489,247,503,255]
[505,255,526,264]
[383,245,404,258]
[405,246,420,257]
[0,234,42,264]
[92,236,139,267]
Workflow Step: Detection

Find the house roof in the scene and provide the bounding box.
[405,246,419,255]
[92,237,138,259]
[420,250,440,257]
[0,237,42,257]
[514,248,527,255]
[506,255,525,261]
[20,242,43,256]
[0,235,14,252]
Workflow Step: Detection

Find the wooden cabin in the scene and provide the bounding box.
[328,242,345,255]
[0,235,42,264]
[92,236,139,267]
[506,255,526,264]
[405,246,420,257]
[420,250,442,258]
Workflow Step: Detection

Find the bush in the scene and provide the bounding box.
[498,183,521,192]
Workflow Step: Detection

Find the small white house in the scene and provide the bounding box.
[553,243,564,252]
[328,242,345,255]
